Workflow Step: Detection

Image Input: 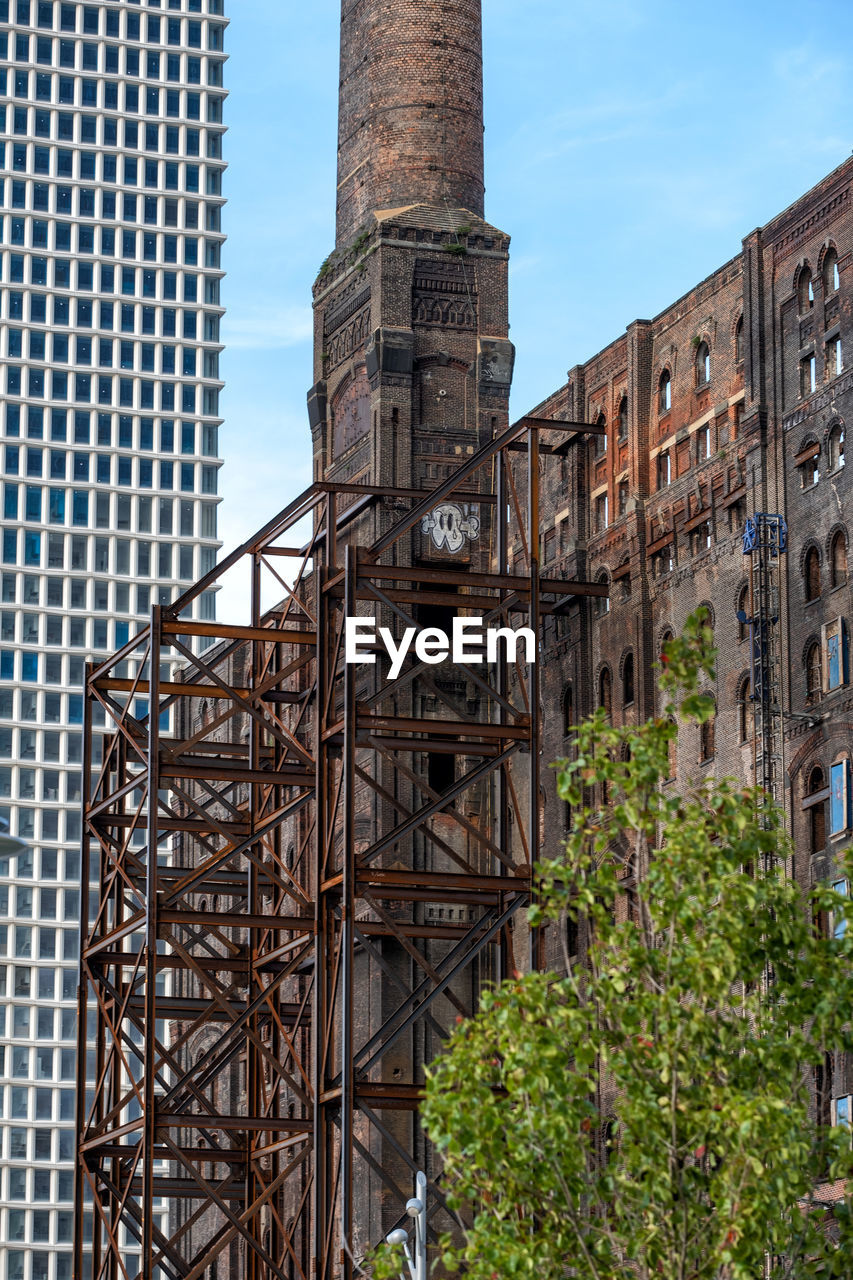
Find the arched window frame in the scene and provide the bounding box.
[830,530,848,589]
[736,674,751,743]
[665,716,677,781]
[562,684,574,738]
[617,396,628,442]
[622,652,634,707]
[658,370,671,414]
[735,316,744,364]
[798,264,814,314]
[595,571,610,616]
[828,422,845,473]
[737,584,750,642]
[805,640,822,704]
[805,765,827,855]
[598,667,612,718]
[695,340,711,386]
[823,247,840,296]
[699,700,716,764]
[804,547,821,602]
[594,411,607,458]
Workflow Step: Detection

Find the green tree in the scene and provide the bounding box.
[411,612,853,1279]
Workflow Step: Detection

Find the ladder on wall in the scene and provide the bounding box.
[741,513,788,823]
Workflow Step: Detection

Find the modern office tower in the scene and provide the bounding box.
[0,0,226,1276]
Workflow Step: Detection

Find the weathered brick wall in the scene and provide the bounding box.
[762,163,853,923]
[531,159,853,1072]
[336,0,485,248]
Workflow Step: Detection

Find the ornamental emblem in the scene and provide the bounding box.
[421,503,481,554]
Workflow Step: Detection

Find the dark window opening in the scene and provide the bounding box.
[806,643,822,704]
[805,547,821,602]
[699,704,716,763]
[617,397,628,441]
[562,684,573,737]
[622,653,634,706]
[831,531,847,588]
[594,411,607,458]
[428,751,454,796]
[599,668,612,718]
[807,766,827,854]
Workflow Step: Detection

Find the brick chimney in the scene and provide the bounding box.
[336,0,485,248]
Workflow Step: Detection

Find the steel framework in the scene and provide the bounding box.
[75,416,606,1280]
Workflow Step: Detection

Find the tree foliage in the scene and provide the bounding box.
[412,612,853,1279]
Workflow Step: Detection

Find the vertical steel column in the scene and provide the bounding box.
[495,452,511,983]
[528,427,542,972]
[143,607,163,1267]
[74,663,95,1280]
[341,543,357,1278]
[247,554,263,1280]
[313,504,331,1280]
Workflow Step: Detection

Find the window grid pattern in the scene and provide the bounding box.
[0,3,226,1275]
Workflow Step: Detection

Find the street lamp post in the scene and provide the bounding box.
[385,1170,428,1280]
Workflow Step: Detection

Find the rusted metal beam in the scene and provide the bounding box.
[78,412,555,1280]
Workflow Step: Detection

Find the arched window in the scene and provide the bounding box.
[658,370,671,414]
[599,667,612,718]
[594,411,607,457]
[829,422,845,472]
[666,717,677,781]
[823,247,840,295]
[831,531,848,588]
[562,684,574,737]
[618,397,628,441]
[806,641,822,704]
[737,674,751,743]
[805,547,821,602]
[595,571,610,616]
[622,653,634,706]
[737,584,750,642]
[735,316,744,363]
[699,701,716,763]
[807,765,827,854]
[695,340,710,385]
[798,265,814,313]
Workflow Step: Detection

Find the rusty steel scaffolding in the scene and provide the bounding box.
[75,416,606,1280]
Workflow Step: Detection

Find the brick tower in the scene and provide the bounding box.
[336,0,485,246]
[306,0,515,1264]
[308,0,514,507]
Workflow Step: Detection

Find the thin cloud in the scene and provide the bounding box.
[772,44,845,88]
[223,305,313,351]
[497,82,693,173]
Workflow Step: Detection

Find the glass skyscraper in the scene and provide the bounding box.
[0,0,226,1275]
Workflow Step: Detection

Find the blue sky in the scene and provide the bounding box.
[216,0,853,577]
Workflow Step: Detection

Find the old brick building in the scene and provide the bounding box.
[532,157,853,1120]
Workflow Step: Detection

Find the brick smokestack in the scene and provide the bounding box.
[336,0,485,248]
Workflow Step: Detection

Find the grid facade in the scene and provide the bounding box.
[0,0,226,1276]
